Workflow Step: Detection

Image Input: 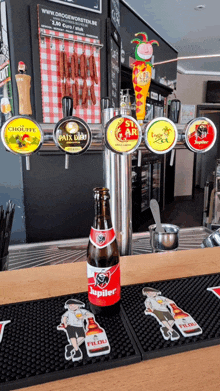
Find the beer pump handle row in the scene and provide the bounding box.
[0,52,217,170]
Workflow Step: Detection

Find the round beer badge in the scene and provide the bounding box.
[53,116,91,155]
[144,117,178,154]
[105,116,142,154]
[185,117,217,153]
[1,116,43,155]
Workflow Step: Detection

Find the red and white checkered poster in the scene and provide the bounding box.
[38,29,101,124]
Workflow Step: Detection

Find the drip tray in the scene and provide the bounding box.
[8,227,212,270]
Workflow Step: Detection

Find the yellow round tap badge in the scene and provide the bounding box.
[144,117,178,154]
[105,116,142,154]
[1,116,43,155]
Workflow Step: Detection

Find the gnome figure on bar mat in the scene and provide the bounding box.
[131,32,159,122]
[57,299,110,362]
[142,287,202,341]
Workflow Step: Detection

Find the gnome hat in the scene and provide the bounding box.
[65,299,85,308]
[142,287,161,296]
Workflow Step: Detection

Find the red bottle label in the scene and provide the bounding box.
[89,227,116,249]
[87,263,120,307]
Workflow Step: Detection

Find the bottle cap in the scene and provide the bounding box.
[93,187,110,201]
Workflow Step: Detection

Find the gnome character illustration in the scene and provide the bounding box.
[142,287,180,341]
[142,287,202,340]
[57,299,93,362]
[57,298,111,361]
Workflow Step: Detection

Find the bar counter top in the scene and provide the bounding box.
[1,247,220,390]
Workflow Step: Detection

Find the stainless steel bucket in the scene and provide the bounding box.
[148,223,180,252]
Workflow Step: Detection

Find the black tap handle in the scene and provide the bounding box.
[101,97,110,111]
[62,96,73,118]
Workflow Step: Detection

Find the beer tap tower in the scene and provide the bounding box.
[102,99,142,256]
[102,32,218,257]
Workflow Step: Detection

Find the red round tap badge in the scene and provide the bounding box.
[185,117,217,153]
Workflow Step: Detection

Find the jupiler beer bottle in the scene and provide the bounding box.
[87,188,120,316]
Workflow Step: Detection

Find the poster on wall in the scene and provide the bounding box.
[38,4,101,124]
[48,0,102,14]
[180,104,195,124]
[0,0,13,127]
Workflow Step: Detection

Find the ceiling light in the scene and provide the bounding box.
[194,5,206,11]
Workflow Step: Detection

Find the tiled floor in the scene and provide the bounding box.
[138,188,204,232]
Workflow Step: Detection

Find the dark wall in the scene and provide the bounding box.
[7,0,108,122]
[5,0,178,244]
[6,0,107,243]
[22,151,103,243]
[120,1,178,84]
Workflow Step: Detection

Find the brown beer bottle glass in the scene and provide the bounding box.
[87,188,121,316]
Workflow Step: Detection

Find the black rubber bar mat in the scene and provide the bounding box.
[0,293,141,391]
[121,273,220,360]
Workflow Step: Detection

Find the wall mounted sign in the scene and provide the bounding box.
[105,116,142,154]
[180,104,195,124]
[1,116,43,155]
[110,0,120,32]
[144,117,178,154]
[48,0,102,13]
[37,4,101,124]
[185,117,217,153]
[53,116,91,154]
[107,20,121,108]
[38,4,100,37]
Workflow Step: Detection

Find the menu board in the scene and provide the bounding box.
[110,0,120,32]
[38,4,100,38]
[107,20,121,108]
[48,0,102,14]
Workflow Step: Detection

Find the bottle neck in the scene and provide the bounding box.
[93,199,113,230]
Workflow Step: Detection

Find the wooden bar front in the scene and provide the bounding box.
[0,247,220,390]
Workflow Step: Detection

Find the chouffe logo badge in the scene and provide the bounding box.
[2,117,42,155]
[145,119,177,154]
[0,320,11,344]
[106,117,141,154]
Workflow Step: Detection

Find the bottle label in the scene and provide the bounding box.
[85,332,110,357]
[89,227,116,249]
[174,316,202,337]
[87,263,120,307]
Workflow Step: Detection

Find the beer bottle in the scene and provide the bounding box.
[87,188,121,316]
[85,317,110,356]
[169,302,202,337]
